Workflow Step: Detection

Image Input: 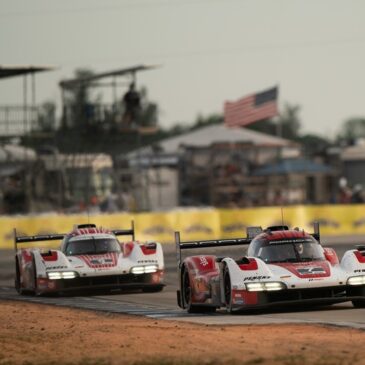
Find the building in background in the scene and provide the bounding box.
[121,124,312,210]
[253,158,334,205]
[0,144,37,214]
[40,152,115,211]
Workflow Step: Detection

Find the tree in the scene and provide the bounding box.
[297,134,331,156]
[337,117,365,144]
[245,119,277,135]
[37,101,56,132]
[152,113,222,142]
[277,103,301,140]
[61,68,97,129]
[246,103,301,140]
[135,87,159,128]
[190,113,222,131]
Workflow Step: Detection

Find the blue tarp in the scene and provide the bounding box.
[254,158,332,176]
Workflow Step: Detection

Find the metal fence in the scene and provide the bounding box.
[0,106,38,137]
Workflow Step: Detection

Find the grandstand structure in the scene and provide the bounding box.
[0,65,55,137]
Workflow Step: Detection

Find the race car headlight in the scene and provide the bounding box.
[131,265,158,275]
[246,283,265,291]
[246,281,286,292]
[47,271,78,280]
[347,275,365,286]
[144,265,159,273]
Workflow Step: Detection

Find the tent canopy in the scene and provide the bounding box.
[59,64,159,89]
[0,65,55,79]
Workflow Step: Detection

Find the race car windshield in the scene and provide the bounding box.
[253,239,325,263]
[65,238,121,256]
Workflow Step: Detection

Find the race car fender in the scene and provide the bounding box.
[341,249,365,275]
[16,249,35,289]
[220,257,273,304]
[183,255,217,272]
[126,241,164,270]
[32,250,72,279]
[181,255,219,303]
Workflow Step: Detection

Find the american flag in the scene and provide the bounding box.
[224,86,279,127]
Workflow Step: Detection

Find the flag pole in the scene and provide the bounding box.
[275,84,281,138]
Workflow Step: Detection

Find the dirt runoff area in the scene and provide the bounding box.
[0,301,364,365]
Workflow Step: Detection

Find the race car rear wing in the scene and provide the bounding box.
[14,221,136,251]
[175,222,321,268]
[14,230,66,252]
[174,226,260,270]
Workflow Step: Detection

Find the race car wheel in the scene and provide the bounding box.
[15,257,36,296]
[142,285,164,293]
[352,286,365,308]
[15,258,22,294]
[223,266,233,313]
[30,255,38,295]
[182,267,215,313]
[182,268,195,312]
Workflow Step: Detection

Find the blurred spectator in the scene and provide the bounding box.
[272,189,285,206]
[122,82,140,127]
[2,176,26,214]
[100,193,119,213]
[338,177,352,204]
[351,184,364,203]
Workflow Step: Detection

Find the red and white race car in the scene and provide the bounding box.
[15,223,164,295]
[175,224,365,313]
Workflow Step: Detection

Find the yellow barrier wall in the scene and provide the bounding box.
[2,205,365,249]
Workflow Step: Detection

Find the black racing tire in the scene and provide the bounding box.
[352,300,365,308]
[142,285,164,293]
[16,261,34,296]
[20,255,38,296]
[182,267,216,314]
[182,267,196,313]
[15,258,22,294]
[352,286,365,308]
[223,265,233,313]
[30,255,38,295]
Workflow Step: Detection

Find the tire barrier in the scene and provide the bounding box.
[2,204,365,249]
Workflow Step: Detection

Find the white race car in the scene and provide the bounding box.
[15,223,164,295]
[175,223,365,313]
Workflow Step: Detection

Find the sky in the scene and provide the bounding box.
[1,0,365,138]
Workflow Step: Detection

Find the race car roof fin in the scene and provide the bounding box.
[266,225,289,232]
[112,221,135,240]
[74,223,97,229]
[312,221,320,243]
[247,226,263,239]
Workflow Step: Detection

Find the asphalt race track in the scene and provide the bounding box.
[1,236,365,329]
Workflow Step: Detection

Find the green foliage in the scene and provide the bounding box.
[159,113,222,139]
[36,101,56,132]
[246,103,301,140]
[135,87,159,127]
[246,119,277,135]
[337,117,365,143]
[278,103,301,140]
[190,113,223,131]
[297,133,331,156]
[62,68,96,129]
